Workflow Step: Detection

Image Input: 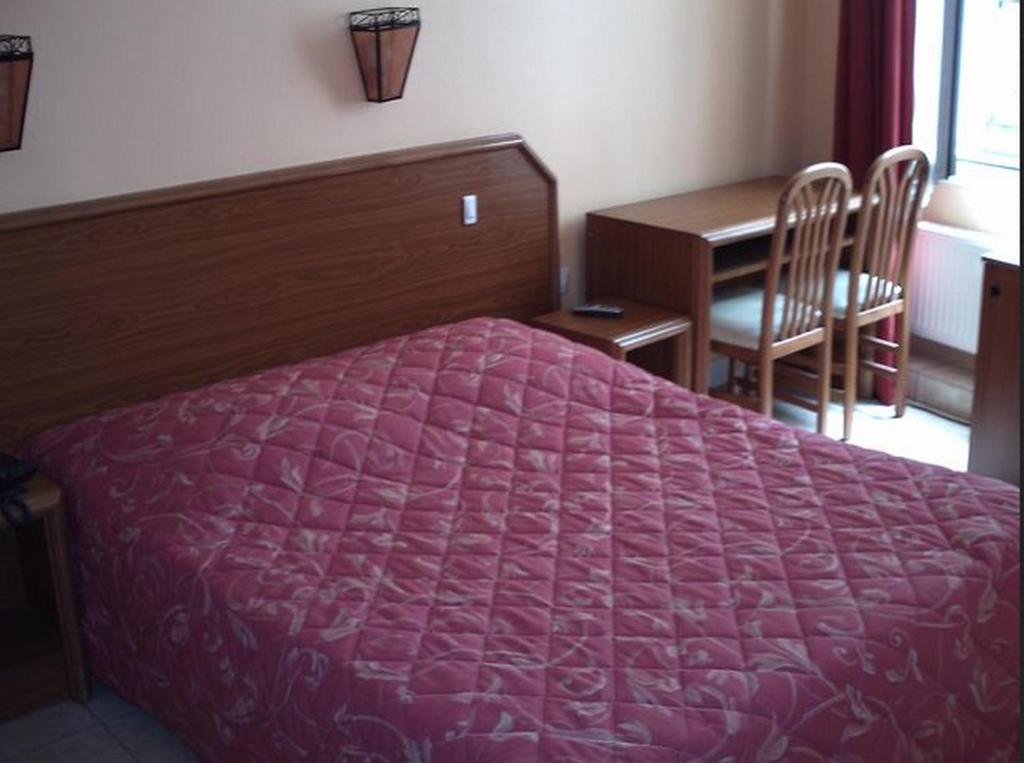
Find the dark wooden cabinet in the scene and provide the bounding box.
[0,475,90,720]
[968,257,1020,485]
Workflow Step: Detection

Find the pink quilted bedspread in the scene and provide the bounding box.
[26,318,1019,762]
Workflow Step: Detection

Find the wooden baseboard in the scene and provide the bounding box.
[911,335,975,372]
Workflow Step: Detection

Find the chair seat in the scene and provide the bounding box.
[710,287,787,350]
[833,269,902,317]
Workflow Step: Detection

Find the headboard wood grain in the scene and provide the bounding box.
[0,134,559,450]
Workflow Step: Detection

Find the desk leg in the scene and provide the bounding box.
[43,507,90,702]
[673,331,693,390]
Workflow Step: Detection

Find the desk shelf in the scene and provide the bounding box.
[712,238,773,283]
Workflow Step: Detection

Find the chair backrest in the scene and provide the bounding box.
[762,162,853,348]
[848,146,930,312]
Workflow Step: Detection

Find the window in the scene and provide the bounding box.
[935,0,1020,180]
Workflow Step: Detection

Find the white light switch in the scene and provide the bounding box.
[462,194,478,225]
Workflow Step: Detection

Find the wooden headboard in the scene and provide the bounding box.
[0,134,559,450]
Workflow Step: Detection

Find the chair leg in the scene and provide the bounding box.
[758,356,773,417]
[894,311,911,418]
[817,335,833,436]
[727,356,737,395]
[842,322,858,441]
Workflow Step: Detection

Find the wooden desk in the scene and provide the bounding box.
[585,177,861,393]
[968,251,1020,485]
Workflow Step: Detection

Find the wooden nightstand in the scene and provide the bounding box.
[532,298,693,388]
[0,474,89,720]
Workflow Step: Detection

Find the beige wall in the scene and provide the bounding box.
[0,0,838,305]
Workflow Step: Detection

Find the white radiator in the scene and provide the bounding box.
[908,222,993,354]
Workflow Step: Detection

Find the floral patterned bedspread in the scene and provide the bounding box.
[26,318,1019,762]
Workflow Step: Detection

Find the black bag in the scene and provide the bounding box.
[0,452,36,528]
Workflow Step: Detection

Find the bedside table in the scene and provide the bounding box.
[532,298,693,388]
[1,474,89,720]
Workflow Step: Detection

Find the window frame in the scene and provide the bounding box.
[933,0,963,180]
[933,0,1021,182]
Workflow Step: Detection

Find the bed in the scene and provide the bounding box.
[4,136,1020,762]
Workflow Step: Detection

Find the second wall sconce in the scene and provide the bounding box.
[349,7,420,103]
[0,35,33,152]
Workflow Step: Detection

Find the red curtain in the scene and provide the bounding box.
[833,0,915,404]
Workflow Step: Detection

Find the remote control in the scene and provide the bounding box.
[572,303,624,318]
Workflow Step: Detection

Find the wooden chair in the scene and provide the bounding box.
[835,146,930,440]
[710,163,853,433]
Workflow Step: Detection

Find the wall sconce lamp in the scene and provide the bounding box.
[0,35,32,152]
[349,8,420,103]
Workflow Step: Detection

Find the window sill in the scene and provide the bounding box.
[942,163,1020,189]
[923,171,1020,238]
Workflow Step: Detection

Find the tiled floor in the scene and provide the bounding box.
[774,399,969,471]
[0,685,196,762]
[0,404,970,762]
